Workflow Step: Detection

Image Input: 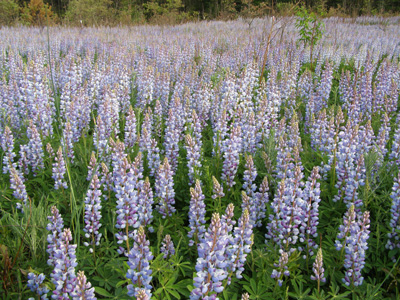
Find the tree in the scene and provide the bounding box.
[20,0,57,26]
[65,0,114,26]
[0,0,19,26]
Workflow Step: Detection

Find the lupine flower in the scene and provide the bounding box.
[185,134,202,185]
[334,121,363,205]
[1,126,16,174]
[226,209,253,280]
[212,110,228,158]
[126,226,153,299]
[86,152,98,181]
[266,166,304,253]
[61,121,75,164]
[311,248,326,284]
[271,251,290,287]
[212,176,225,199]
[26,120,45,174]
[136,289,150,300]
[191,213,229,299]
[188,180,207,246]
[46,143,55,158]
[10,166,28,212]
[70,271,96,300]
[83,175,102,253]
[114,157,140,254]
[27,273,49,300]
[155,157,176,218]
[164,108,182,173]
[137,177,154,231]
[160,234,175,259]
[253,176,269,227]
[47,206,64,267]
[221,125,242,190]
[139,114,152,155]
[243,154,257,198]
[51,228,78,299]
[241,293,250,300]
[335,206,370,287]
[299,167,321,256]
[342,155,365,209]
[389,126,400,168]
[386,172,400,255]
[241,112,257,154]
[148,138,161,177]
[100,162,113,199]
[125,106,137,149]
[52,146,68,190]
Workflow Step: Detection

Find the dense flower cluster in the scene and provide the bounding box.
[160,234,175,259]
[126,226,154,298]
[335,206,370,286]
[386,173,400,255]
[188,180,207,246]
[27,273,49,300]
[155,157,176,218]
[83,174,103,252]
[52,146,68,190]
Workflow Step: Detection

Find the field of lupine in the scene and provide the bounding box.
[1,16,400,299]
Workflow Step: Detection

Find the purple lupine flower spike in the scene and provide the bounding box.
[86,152,98,181]
[227,209,253,280]
[188,179,207,246]
[241,293,250,300]
[51,228,78,299]
[299,166,321,257]
[191,213,229,299]
[185,133,202,185]
[212,176,225,199]
[138,177,154,231]
[336,206,370,286]
[271,251,290,287]
[311,248,326,284]
[136,289,150,300]
[125,106,137,149]
[1,126,16,174]
[221,125,242,190]
[46,143,55,159]
[47,206,64,267]
[26,120,45,174]
[243,154,257,198]
[160,234,175,259]
[386,172,400,255]
[27,273,49,300]
[83,174,102,253]
[254,176,269,227]
[71,271,96,300]
[126,226,153,299]
[52,146,68,190]
[155,157,176,218]
[10,166,28,212]
[62,121,75,164]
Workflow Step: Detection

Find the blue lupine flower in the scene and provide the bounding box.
[126,226,153,299]
[27,273,49,300]
[188,180,207,246]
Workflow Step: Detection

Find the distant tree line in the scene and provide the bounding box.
[1,0,399,26]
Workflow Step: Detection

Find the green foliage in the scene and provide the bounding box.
[295,6,325,70]
[295,7,324,48]
[0,0,19,26]
[65,0,115,26]
[20,0,57,26]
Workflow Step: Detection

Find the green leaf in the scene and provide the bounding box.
[116,279,129,288]
[168,289,181,299]
[95,287,114,297]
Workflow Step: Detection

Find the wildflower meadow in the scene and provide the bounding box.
[1,16,400,299]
